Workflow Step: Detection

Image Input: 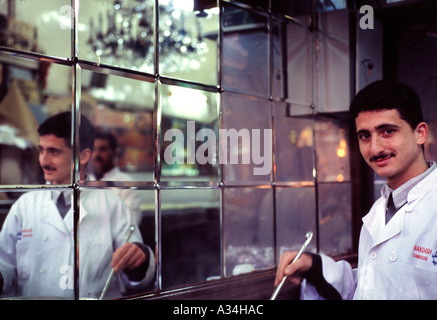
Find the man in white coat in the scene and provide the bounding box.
[89,131,142,224]
[274,80,437,299]
[0,112,155,299]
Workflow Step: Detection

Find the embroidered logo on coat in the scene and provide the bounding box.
[432,252,437,266]
[17,229,32,240]
[412,245,433,262]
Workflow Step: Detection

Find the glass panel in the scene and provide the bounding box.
[121,189,157,296]
[275,187,317,260]
[160,83,219,181]
[318,183,352,256]
[158,0,218,84]
[271,19,284,99]
[0,189,74,299]
[79,0,155,73]
[78,188,155,300]
[223,187,274,276]
[229,0,269,11]
[316,10,351,113]
[0,108,156,299]
[1,0,71,58]
[0,190,16,228]
[222,4,269,97]
[273,102,314,183]
[316,0,347,12]
[0,188,156,300]
[286,20,313,107]
[81,68,155,182]
[221,92,272,184]
[314,115,350,183]
[161,188,220,289]
[271,0,312,23]
[0,53,72,185]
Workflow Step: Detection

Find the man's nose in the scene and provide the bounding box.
[92,150,101,159]
[370,136,384,155]
[39,151,49,165]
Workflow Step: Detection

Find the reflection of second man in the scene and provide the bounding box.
[0,112,155,299]
[90,131,142,224]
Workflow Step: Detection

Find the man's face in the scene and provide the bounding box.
[92,138,115,177]
[355,109,428,189]
[38,134,72,185]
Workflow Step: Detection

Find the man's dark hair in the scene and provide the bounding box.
[37,111,95,151]
[95,131,118,151]
[349,79,423,130]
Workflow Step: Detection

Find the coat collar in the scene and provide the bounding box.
[363,162,437,247]
[43,190,89,235]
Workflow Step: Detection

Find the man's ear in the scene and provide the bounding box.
[79,148,92,166]
[415,122,428,146]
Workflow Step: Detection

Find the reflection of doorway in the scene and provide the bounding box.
[376,2,437,199]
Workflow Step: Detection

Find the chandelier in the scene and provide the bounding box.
[87,0,208,73]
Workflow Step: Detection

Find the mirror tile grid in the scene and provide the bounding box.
[0,0,352,298]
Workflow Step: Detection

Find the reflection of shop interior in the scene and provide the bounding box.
[140,206,221,290]
[0,0,436,299]
[0,58,156,182]
[0,56,46,186]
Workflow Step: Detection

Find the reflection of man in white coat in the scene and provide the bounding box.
[89,131,142,224]
[0,112,155,299]
[275,80,437,299]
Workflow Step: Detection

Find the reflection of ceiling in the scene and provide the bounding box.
[2,0,219,120]
[162,85,217,123]
[86,0,209,73]
[81,69,155,110]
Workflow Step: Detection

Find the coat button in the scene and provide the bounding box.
[369,251,377,259]
[40,268,46,274]
[389,253,397,262]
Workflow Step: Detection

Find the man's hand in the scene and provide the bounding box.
[111,243,147,272]
[274,252,313,287]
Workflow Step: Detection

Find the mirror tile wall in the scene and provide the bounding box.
[0,0,353,299]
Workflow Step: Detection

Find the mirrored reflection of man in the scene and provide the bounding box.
[0,112,155,299]
[89,131,142,225]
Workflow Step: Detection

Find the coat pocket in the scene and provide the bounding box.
[398,263,437,299]
[16,239,32,281]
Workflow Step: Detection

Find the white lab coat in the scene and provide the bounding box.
[88,167,142,224]
[302,162,437,300]
[0,189,155,299]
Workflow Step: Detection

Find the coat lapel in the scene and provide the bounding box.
[42,197,69,235]
[362,164,437,249]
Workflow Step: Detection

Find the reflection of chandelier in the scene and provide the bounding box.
[87,0,208,73]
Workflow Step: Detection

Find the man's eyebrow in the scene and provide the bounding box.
[356,129,369,136]
[375,123,401,131]
[37,146,63,152]
[356,123,400,135]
